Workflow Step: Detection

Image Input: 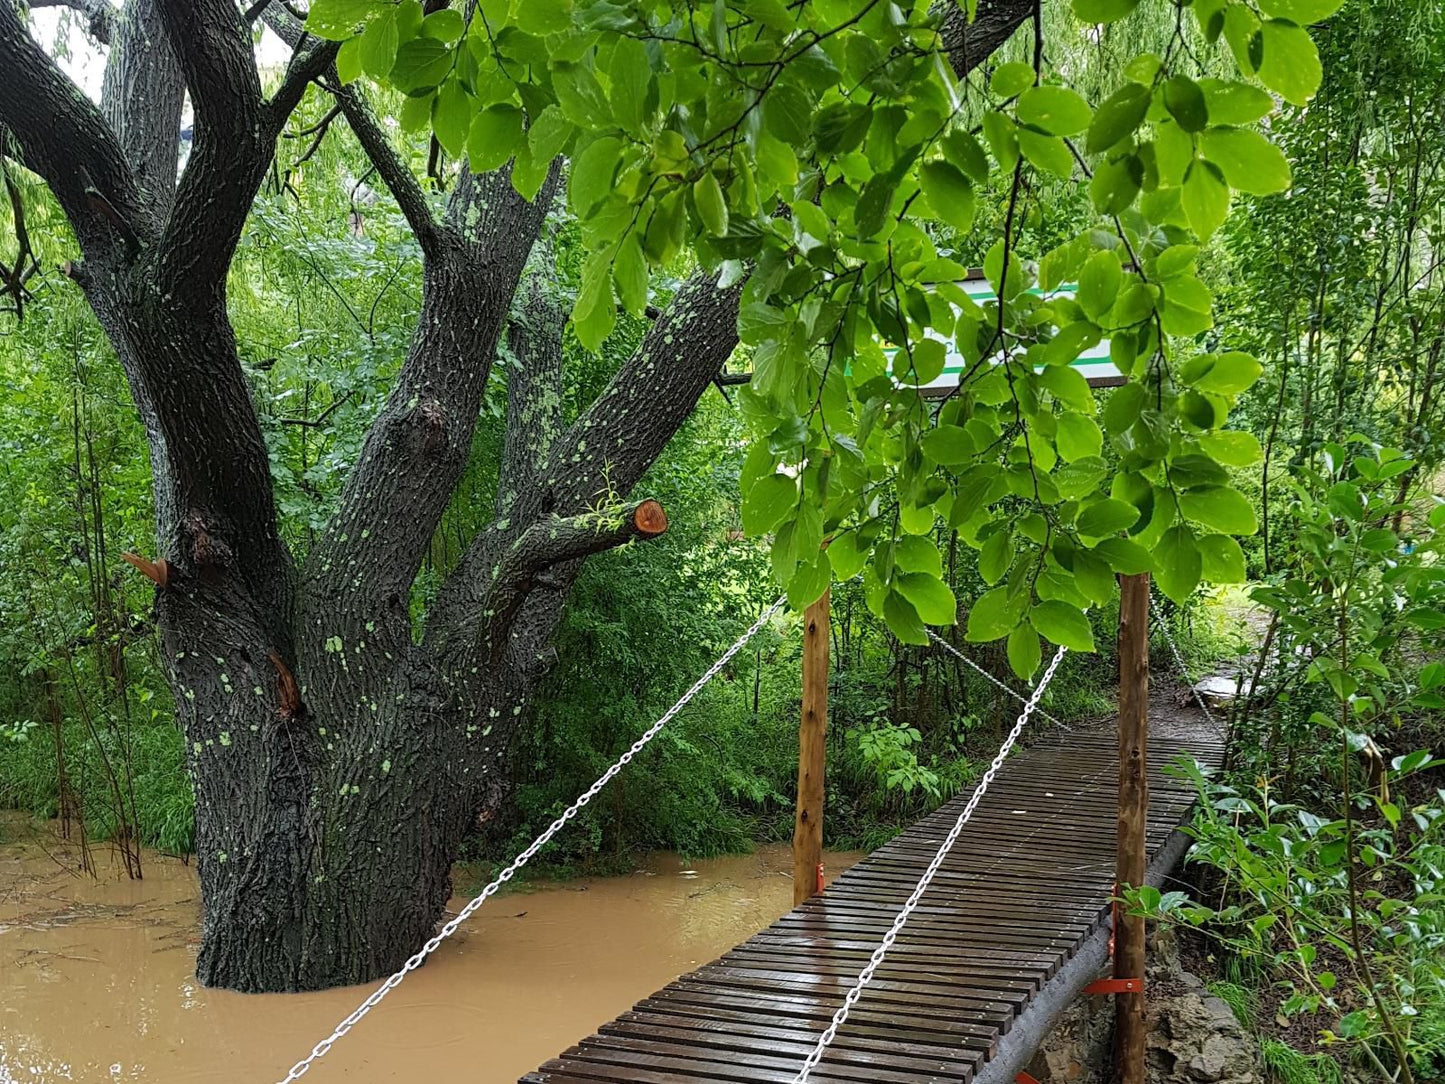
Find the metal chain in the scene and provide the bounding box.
[275,597,788,1084]
[926,628,1067,730]
[1148,595,1224,734]
[791,644,1069,1084]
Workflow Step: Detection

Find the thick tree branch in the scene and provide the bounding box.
[0,0,152,250]
[330,83,441,257]
[496,279,565,516]
[100,0,185,211]
[29,0,114,43]
[481,499,668,651]
[426,268,743,655]
[153,0,267,291]
[940,0,1033,78]
[303,166,561,626]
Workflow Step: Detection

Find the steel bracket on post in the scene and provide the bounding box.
[1084,977,1145,995]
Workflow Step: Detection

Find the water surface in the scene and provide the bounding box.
[0,822,859,1082]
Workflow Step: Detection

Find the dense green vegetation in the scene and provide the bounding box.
[1,0,1442,1073]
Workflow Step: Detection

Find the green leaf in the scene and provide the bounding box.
[1018,129,1074,178]
[391,35,452,93]
[305,0,385,41]
[1199,429,1262,466]
[990,62,1035,99]
[1008,622,1042,679]
[1031,600,1096,652]
[399,91,433,133]
[568,135,623,215]
[897,572,958,625]
[1057,412,1104,462]
[1198,534,1246,583]
[608,37,651,136]
[741,473,798,536]
[693,170,729,237]
[979,528,1014,585]
[420,7,464,41]
[919,161,977,232]
[787,554,831,611]
[894,535,943,577]
[828,532,870,580]
[978,113,1019,178]
[1199,128,1292,195]
[1078,497,1141,537]
[1328,482,1364,522]
[1163,76,1209,132]
[1185,350,1264,394]
[1179,486,1258,535]
[357,8,399,77]
[884,591,929,645]
[1155,525,1202,602]
[966,586,1024,642]
[1038,364,1093,410]
[1078,250,1122,320]
[336,35,365,85]
[1094,537,1153,574]
[1258,0,1345,22]
[1087,83,1151,154]
[854,174,895,237]
[763,85,811,145]
[1183,159,1230,240]
[922,424,975,466]
[1017,86,1092,136]
[467,104,525,173]
[613,231,648,315]
[431,79,472,158]
[1258,20,1323,106]
[572,247,616,352]
[941,131,989,184]
[1198,79,1273,125]
[1071,0,1141,24]
[1090,154,1143,215]
[512,0,573,32]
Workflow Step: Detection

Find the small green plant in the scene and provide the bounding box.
[1208,980,1256,1029]
[1261,1039,1343,1084]
[855,722,942,802]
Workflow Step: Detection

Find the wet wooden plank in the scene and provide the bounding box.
[523,711,1223,1084]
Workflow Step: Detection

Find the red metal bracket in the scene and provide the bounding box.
[1084,977,1144,995]
[1015,1073,1042,1084]
[815,862,826,894]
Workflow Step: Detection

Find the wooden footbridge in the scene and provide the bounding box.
[522,703,1224,1084]
[276,580,1226,1084]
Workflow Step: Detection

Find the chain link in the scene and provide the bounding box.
[791,644,1069,1084]
[1148,595,1225,735]
[926,628,1068,730]
[275,597,787,1084]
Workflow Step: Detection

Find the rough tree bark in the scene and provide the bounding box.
[0,0,1032,992]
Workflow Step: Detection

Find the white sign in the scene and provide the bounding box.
[886,275,1123,395]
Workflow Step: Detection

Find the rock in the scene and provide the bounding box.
[1025,929,1261,1084]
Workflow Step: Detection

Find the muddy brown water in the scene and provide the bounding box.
[0,822,860,1083]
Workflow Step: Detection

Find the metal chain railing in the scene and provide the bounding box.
[275,597,787,1084]
[1148,594,1225,735]
[926,628,1067,730]
[791,643,1069,1084]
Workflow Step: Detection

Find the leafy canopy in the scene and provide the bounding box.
[309,0,1333,676]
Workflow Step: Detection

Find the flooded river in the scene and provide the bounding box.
[0,822,860,1083]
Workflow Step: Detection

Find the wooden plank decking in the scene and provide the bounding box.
[522,707,1224,1084]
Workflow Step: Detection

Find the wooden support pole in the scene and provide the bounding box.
[1115,572,1150,1084]
[793,586,830,907]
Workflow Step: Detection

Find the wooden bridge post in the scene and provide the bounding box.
[1116,572,1150,1084]
[793,586,830,906]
